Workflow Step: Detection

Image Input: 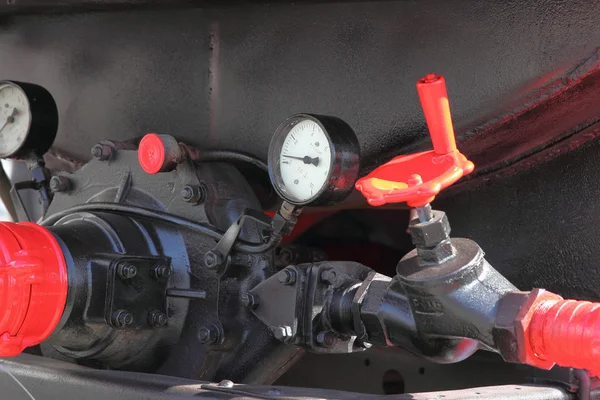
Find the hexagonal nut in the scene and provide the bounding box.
[273,325,293,341]
[409,210,451,248]
[416,239,455,264]
[493,291,530,363]
[514,288,563,370]
[358,280,391,344]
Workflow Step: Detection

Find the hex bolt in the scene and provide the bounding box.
[278,269,296,286]
[198,325,221,344]
[49,176,71,193]
[91,143,114,161]
[320,270,337,285]
[117,263,138,280]
[241,293,259,309]
[277,247,295,265]
[181,184,207,204]
[273,325,292,341]
[111,310,134,328]
[204,250,223,270]
[151,264,172,280]
[316,331,335,348]
[147,311,168,327]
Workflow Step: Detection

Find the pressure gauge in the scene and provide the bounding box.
[0,81,58,159]
[268,114,360,206]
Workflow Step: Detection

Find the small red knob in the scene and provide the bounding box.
[355,74,474,207]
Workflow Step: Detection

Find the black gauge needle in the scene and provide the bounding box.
[283,154,320,167]
[0,108,17,134]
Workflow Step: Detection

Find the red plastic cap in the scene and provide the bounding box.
[355,74,474,207]
[138,133,167,174]
[0,222,68,356]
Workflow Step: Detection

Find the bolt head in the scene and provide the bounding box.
[241,293,259,309]
[278,269,296,285]
[111,310,134,328]
[273,325,292,341]
[152,264,172,279]
[217,380,234,388]
[316,331,335,348]
[320,270,337,285]
[204,250,224,269]
[117,263,138,280]
[278,247,295,265]
[148,311,168,327]
[91,143,114,161]
[181,184,206,204]
[49,176,71,193]
[198,325,220,344]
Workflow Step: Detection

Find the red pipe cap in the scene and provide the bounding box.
[355,74,474,207]
[138,133,167,174]
[0,222,68,356]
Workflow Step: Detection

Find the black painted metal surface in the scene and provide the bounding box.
[0,1,599,172]
[0,354,580,400]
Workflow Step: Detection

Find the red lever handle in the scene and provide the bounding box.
[355,74,474,207]
[417,74,457,155]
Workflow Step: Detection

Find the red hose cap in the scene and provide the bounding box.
[0,222,68,356]
[356,74,474,207]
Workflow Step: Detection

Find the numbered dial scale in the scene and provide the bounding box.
[268,114,360,206]
[0,81,58,159]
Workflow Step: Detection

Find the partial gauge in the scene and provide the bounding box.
[0,81,58,159]
[268,114,360,206]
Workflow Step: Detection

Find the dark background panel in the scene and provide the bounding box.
[1,0,600,167]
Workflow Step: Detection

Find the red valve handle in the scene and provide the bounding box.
[355,74,474,207]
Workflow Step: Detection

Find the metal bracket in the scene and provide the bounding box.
[105,256,171,329]
[9,157,52,221]
[203,208,272,270]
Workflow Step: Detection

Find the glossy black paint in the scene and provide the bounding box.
[41,148,297,384]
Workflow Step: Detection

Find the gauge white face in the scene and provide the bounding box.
[279,119,332,202]
[0,83,31,157]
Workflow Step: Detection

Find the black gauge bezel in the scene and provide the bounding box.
[0,80,58,159]
[268,113,360,206]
